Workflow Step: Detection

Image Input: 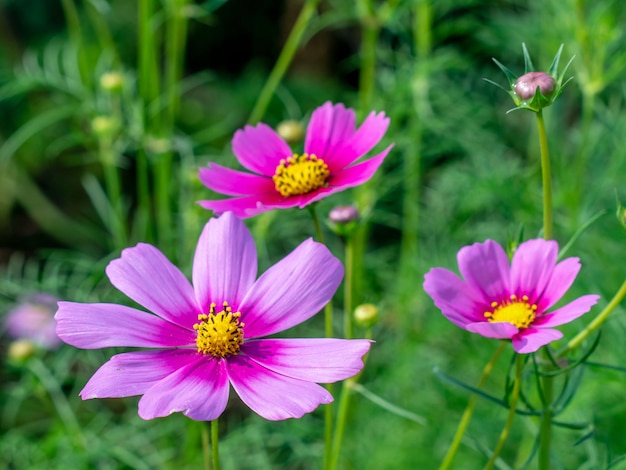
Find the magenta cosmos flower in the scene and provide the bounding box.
[55,212,370,421]
[198,101,393,218]
[423,239,600,354]
[5,293,62,350]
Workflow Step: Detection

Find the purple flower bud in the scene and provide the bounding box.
[5,294,62,350]
[514,72,556,100]
[329,205,360,224]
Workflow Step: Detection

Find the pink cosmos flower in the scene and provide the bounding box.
[198,101,393,218]
[5,293,62,350]
[423,239,600,354]
[55,212,370,421]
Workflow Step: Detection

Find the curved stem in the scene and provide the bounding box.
[483,354,523,470]
[211,419,220,470]
[536,110,553,240]
[560,278,626,356]
[438,342,506,470]
[248,0,320,125]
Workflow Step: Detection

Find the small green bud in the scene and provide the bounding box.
[354,303,379,328]
[100,72,124,92]
[328,205,360,237]
[8,339,36,362]
[91,115,119,138]
[276,120,305,143]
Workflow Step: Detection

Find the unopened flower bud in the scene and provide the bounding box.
[329,205,359,224]
[91,115,119,138]
[514,72,556,100]
[276,120,304,143]
[100,71,124,92]
[4,293,61,350]
[354,303,379,328]
[8,339,36,362]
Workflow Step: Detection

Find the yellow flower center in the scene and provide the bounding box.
[484,294,537,329]
[193,302,244,357]
[273,153,330,197]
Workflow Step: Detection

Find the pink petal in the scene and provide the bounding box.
[533,294,600,327]
[226,354,332,420]
[242,338,371,383]
[55,302,194,348]
[81,350,198,399]
[466,321,518,338]
[512,328,563,354]
[106,243,199,328]
[326,110,390,170]
[138,355,229,421]
[510,239,558,303]
[457,240,511,305]
[192,213,258,312]
[198,192,294,218]
[536,257,581,312]
[423,268,485,328]
[304,102,356,167]
[199,163,275,196]
[240,239,343,338]
[232,123,292,176]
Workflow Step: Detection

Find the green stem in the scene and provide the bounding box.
[351,0,382,308]
[560,278,626,356]
[99,138,127,249]
[538,358,553,470]
[344,235,354,339]
[201,422,210,470]
[248,0,321,125]
[536,110,553,240]
[536,109,554,470]
[308,206,334,470]
[328,378,354,470]
[399,0,430,292]
[61,0,89,85]
[211,419,220,470]
[438,342,506,470]
[483,354,523,470]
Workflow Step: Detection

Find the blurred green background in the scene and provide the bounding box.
[2,0,626,468]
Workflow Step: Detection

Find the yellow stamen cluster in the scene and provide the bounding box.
[193,302,244,357]
[273,153,330,197]
[484,294,537,329]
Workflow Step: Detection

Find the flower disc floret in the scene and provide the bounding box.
[193,302,244,357]
[273,153,329,197]
[484,295,537,329]
[423,238,600,354]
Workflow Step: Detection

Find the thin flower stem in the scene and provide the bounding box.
[536,108,554,470]
[211,419,220,470]
[536,110,553,240]
[328,378,354,470]
[99,140,127,250]
[137,0,159,244]
[248,0,320,125]
[483,354,523,470]
[308,205,335,470]
[344,234,354,339]
[438,342,507,470]
[560,277,626,356]
[201,422,210,470]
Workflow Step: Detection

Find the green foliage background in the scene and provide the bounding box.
[2,0,626,468]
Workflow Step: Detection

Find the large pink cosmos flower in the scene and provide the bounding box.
[423,239,600,354]
[55,212,370,421]
[198,101,393,218]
